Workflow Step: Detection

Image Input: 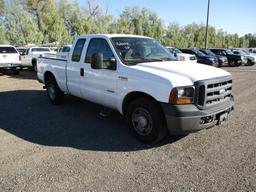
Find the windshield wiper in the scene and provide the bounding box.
[141,57,164,62]
[160,57,175,61]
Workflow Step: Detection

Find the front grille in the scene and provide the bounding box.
[195,76,232,109]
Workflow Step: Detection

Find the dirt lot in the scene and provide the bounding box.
[0,66,256,192]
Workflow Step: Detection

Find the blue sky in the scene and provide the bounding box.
[79,0,256,36]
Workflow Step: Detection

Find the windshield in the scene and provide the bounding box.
[233,50,246,56]
[225,49,234,54]
[195,50,206,57]
[111,37,176,65]
[203,49,216,56]
[242,49,250,54]
[31,48,51,52]
[173,48,182,54]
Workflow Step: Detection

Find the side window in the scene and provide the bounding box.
[85,38,115,69]
[183,50,193,54]
[25,49,29,55]
[72,39,86,62]
[181,50,188,54]
[212,50,220,55]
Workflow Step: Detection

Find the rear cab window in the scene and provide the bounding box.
[62,47,71,52]
[72,39,86,62]
[31,48,51,52]
[0,47,18,54]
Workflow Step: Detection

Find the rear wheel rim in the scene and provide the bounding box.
[47,83,56,101]
[131,107,153,136]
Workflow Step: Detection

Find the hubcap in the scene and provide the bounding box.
[48,84,56,100]
[131,108,153,136]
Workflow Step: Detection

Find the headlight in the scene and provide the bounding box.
[241,56,244,60]
[169,86,194,104]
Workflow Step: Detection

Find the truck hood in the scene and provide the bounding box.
[132,61,230,83]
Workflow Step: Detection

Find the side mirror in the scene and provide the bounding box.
[109,57,117,70]
[91,53,103,69]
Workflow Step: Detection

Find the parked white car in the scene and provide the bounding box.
[21,47,54,71]
[37,34,234,144]
[249,48,256,56]
[166,47,197,62]
[232,49,256,66]
[56,45,72,59]
[0,45,22,75]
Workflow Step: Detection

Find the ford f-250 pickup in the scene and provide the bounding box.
[37,34,234,144]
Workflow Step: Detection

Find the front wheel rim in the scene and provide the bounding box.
[131,107,153,136]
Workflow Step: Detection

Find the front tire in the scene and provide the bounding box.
[126,98,167,144]
[247,60,254,66]
[46,77,64,105]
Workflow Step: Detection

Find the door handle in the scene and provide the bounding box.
[80,68,84,76]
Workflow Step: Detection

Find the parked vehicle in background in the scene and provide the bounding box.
[16,47,26,56]
[21,47,53,71]
[231,49,255,66]
[249,48,256,55]
[0,45,21,75]
[166,47,197,62]
[37,34,234,144]
[200,49,228,67]
[180,48,219,67]
[209,48,247,67]
[56,45,72,59]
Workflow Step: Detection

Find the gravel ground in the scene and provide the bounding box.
[0,66,256,192]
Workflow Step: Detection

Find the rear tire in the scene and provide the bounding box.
[32,59,37,72]
[229,60,236,67]
[46,77,64,105]
[12,69,20,75]
[126,98,167,144]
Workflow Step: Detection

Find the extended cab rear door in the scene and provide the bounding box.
[66,38,86,98]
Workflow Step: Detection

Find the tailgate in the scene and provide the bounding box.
[0,53,20,64]
[0,46,20,64]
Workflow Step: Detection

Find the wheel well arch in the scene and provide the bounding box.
[32,58,37,65]
[122,91,162,115]
[44,71,55,84]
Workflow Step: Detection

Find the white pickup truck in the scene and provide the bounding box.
[166,47,197,62]
[37,34,234,144]
[22,47,54,71]
[0,45,22,75]
[56,45,72,59]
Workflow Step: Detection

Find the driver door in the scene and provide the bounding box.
[80,38,118,109]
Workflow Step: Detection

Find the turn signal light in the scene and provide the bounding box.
[176,97,193,104]
[169,86,194,105]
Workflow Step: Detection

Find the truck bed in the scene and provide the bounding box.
[37,56,68,92]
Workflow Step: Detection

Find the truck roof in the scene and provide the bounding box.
[0,45,15,47]
[78,34,152,39]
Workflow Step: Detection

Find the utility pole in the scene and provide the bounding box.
[205,0,210,49]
